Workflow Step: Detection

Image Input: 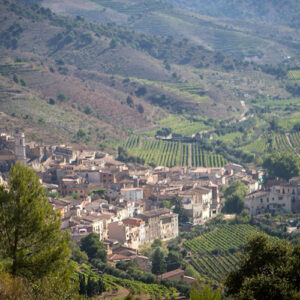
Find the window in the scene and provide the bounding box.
[267,198,269,203]
[278,196,283,200]
[260,198,263,203]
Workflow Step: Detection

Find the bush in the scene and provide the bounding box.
[137,104,144,113]
[135,86,147,97]
[49,98,55,105]
[57,93,68,102]
[84,104,93,115]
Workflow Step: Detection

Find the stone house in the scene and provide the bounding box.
[138,208,178,243]
[108,217,146,249]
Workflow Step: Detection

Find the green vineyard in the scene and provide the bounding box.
[102,274,177,298]
[184,224,258,253]
[289,132,300,152]
[288,70,300,81]
[122,136,227,167]
[190,252,240,282]
[273,134,295,152]
[241,133,300,154]
[184,224,260,282]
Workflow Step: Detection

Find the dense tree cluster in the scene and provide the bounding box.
[263,151,300,181]
[223,180,249,214]
[225,233,300,299]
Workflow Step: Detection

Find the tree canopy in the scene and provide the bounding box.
[224,233,300,299]
[223,180,249,214]
[263,151,300,181]
[0,163,77,298]
[80,233,107,262]
[152,247,167,275]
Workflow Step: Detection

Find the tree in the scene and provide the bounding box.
[223,181,248,214]
[57,93,68,102]
[76,129,86,139]
[126,96,134,107]
[190,283,221,300]
[79,274,105,297]
[13,74,19,84]
[49,98,56,105]
[156,127,171,137]
[135,86,147,97]
[110,38,117,48]
[0,163,76,297]
[166,251,182,271]
[269,118,282,133]
[70,242,88,264]
[263,151,300,181]
[224,233,300,300]
[152,248,166,275]
[293,123,300,132]
[80,233,107,262]
[151,239,162,248]
[137,103,144,114]
[171,196,188,223]
[84,104,93,115]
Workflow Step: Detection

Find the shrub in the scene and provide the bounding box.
[57,93,68,102]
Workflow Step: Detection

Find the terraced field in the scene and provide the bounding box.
[272,134,293,152]
[184,224,259,282]
[191,143,226,167]
[190,252,240,282]
[123,136,227,167]
[289,132,300,152]
[184,224,258,252]
[288,70,300,82]
[102,274,177,298]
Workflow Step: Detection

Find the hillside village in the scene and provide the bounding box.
[0,0,300,298]
[1,131,300,282]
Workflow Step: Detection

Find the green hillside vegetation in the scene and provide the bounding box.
[184,224,261,284]
[121,136,227,167]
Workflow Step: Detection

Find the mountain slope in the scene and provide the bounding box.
[165,0,300,28]
[41,0,300,64]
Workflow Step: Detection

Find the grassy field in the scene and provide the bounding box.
[217,131,243,143]
[240,138,269,153]
[141,116,209,137]
[278,112,300,130]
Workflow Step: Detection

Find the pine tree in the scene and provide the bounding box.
[0,163,77,298]
[79,273,87,296]
[152,248,167,275]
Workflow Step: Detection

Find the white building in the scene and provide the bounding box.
[121,188,143,201]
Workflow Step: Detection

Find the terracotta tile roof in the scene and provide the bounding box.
[157,269,184,280]
[108,254,130,261]
[123,217,144,227]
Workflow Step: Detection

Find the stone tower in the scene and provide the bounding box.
[15,131,26,164]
